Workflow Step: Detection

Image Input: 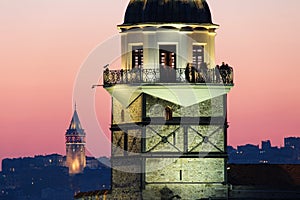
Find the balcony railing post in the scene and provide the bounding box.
[120,69,124,84]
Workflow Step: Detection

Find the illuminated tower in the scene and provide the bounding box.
[103,0,234,199]
[65,106,86,174]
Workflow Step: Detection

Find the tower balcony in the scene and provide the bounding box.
[103,66,233,87]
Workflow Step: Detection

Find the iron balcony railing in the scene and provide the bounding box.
[103,67,233,87]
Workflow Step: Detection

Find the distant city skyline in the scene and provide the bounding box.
[1,0,300,170]
[1,136,298,167]
[232,136,300,148]
[228,136,300,164]
[0,154,111,199]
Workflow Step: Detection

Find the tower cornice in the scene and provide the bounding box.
[118,23,219,33]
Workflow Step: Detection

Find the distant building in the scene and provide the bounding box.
[2,154,64,173]
[228,137,300,164]
[285,137,300,161]
[237,144,260,163]
[261,140,271,151]
[285,137,300,150]
[65,106,86,174]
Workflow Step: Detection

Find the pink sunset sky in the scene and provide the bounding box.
[1,0,300,168]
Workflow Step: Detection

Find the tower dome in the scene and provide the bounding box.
[123,0,213,25]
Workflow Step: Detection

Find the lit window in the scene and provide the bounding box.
[192,45,204,70]
[132,45,143,69]
[159,45,176,69]
[159,45,176,82]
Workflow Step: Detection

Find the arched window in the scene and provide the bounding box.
[165,107,173,121]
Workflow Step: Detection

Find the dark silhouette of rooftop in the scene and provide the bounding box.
[228,164,300,188]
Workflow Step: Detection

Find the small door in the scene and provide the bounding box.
[159,45,176,82]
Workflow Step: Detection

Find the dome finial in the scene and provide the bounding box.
[194,0,204,9]
[143,0,147,10]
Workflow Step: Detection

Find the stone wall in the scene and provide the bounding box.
[143,184,227,199]
[127,129,142,155]
[188,125,224,152]
[111,93,227,199]
[145,158,225,183]
[146,125,183,152]
[112,131,125,156]
[112,95,142,124]
[146,94,224,118]
[111,158,142,200]
[112,129,142,156]
[145,125,224,153]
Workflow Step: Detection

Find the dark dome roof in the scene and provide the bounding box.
[123,0,213,25]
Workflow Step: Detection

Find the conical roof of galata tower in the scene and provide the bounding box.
[123,0,213,25]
